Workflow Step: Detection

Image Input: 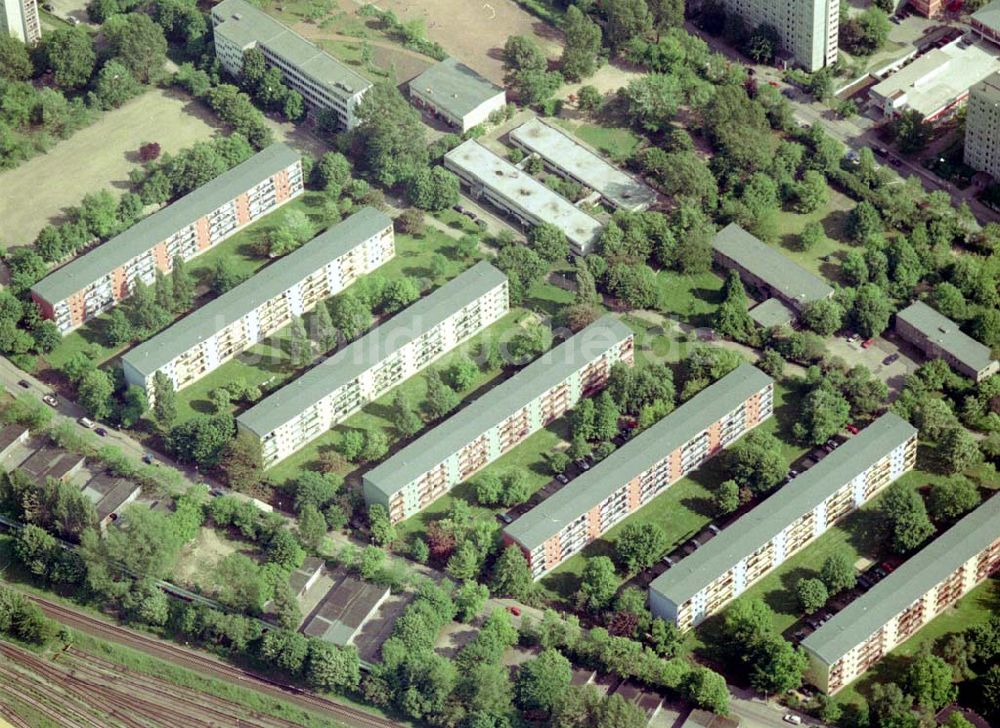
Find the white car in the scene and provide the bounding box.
[783,715,802,725]
[78,416,95,429]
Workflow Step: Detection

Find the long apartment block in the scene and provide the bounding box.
[649,413,918,632]
[443,139,604,256]
[503,364,774,579]
[211,0,372,130]
[121,208,394,400]
[31,144,303,333]
[237,262,509,467]
[802,495,1000,694]
[362,316,635,524]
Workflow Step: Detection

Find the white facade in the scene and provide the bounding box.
[965,72,1000,179]
[0,0,39,44]
[717,0,837,72]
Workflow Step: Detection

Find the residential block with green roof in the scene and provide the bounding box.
[408,57,507,133]
[362,315,635,524]
[121,207,394,400]
[802,494,1000,694]
[31,144,303,333]
[503,364,774,579]
[895,300,999,382]
[236,261,510,467]
[649,412,917,632]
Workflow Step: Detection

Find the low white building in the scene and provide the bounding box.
[870,38,1000,122]
[409,58,506,133]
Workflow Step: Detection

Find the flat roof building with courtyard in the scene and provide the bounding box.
[444,139,604,255]
[965,72,1000,181]
[649,413,917,632]
[32,144,303,333]
[237,261,510,467]
[300,567,391,648]
[408,57,507,133]
[362,316,635,524]
[710,0,838,72]
[504,364,774,579]
[802,494,1000,694]
[712,223,834,313]
[211,0,371,130]
[895,301,999,382]
[508,118,656,212]
[0,0,39,43]
[122,207,395,400]
[869,38,1000,122]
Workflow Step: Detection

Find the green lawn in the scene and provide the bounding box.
[774,188,856,285]
[173,226,473,422]
[43,192,331,373]
[540,380,808,603]
[265,308,534,486]
[655,270,725,329]
[552,118,643,161]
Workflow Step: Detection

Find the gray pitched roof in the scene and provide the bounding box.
[409,57,505,119]
[712,223,834,308]
[973,0,1000,31]
[650,413,916,608]
[362,315,633,501]
[802,493,1000,665]
[504,364,773,552]
[213,0,370,95]
[749,298,796,329]
[896,300,997,374]
[31,144,301,305]
[236,261,508,438]
[508,118,656,211]
[122,207,392,379]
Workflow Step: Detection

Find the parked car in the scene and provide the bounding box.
[556,473,569,485]
[210,488,225,498]
[662,555,674,567]
[883,353,900,365]
[889,157,902,167]
[846,333,859,343]
[846,423,860,435]
[508,606,521,617]
[42,394,58,407]
[17,379,30,389]
[882,561,896,573]
[861,338,875,349]
[576,459,590,471]
[142,453,155,464]
[452,204,466,214]
[496,512,514,525]
[78,416,95,429]
[708,524,721,535]
[94,427,108,437]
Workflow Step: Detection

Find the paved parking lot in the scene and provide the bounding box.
[824,330,921,400]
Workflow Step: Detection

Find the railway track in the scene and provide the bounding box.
[25,594,401,728]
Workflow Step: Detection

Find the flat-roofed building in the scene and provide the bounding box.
[408,57,507,132]
[508,118,656,212]
[711,0,838,72]
[0,424,28,462]
[712,223,834,313]
[237,262,510,467]
[910,0,944,17]
[802,495,1000,694]
[122,208,394,400]
[300,567,391,647]
[32,144,303,333]
[17,446,84,486]
[81,473,141,531]
[650,413,917,632]
[1,0,39,43]
[895,301,999,382]
[444,139,603,255]
[504,364,774,579]
[211,0,371,129]
[363,316,635,524]
[869,39,1000,123]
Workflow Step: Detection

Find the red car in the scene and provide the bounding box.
[846,424,860,435]
[861,338,875,349]
[508,606,521,617]
[882,561,896,573]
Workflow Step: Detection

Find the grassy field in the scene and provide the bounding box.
[173,225,472,421]
[43,192,332,373]
[540,380,809,602]
[553,118,643,161]
[655,270,725,329]
[0,88,221,247]
[774,188,856,285]
[266,307,535,486]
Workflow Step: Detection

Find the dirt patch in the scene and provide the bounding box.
[0,88,222,248]
[346,0,563,84]
[172,526,243,593]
